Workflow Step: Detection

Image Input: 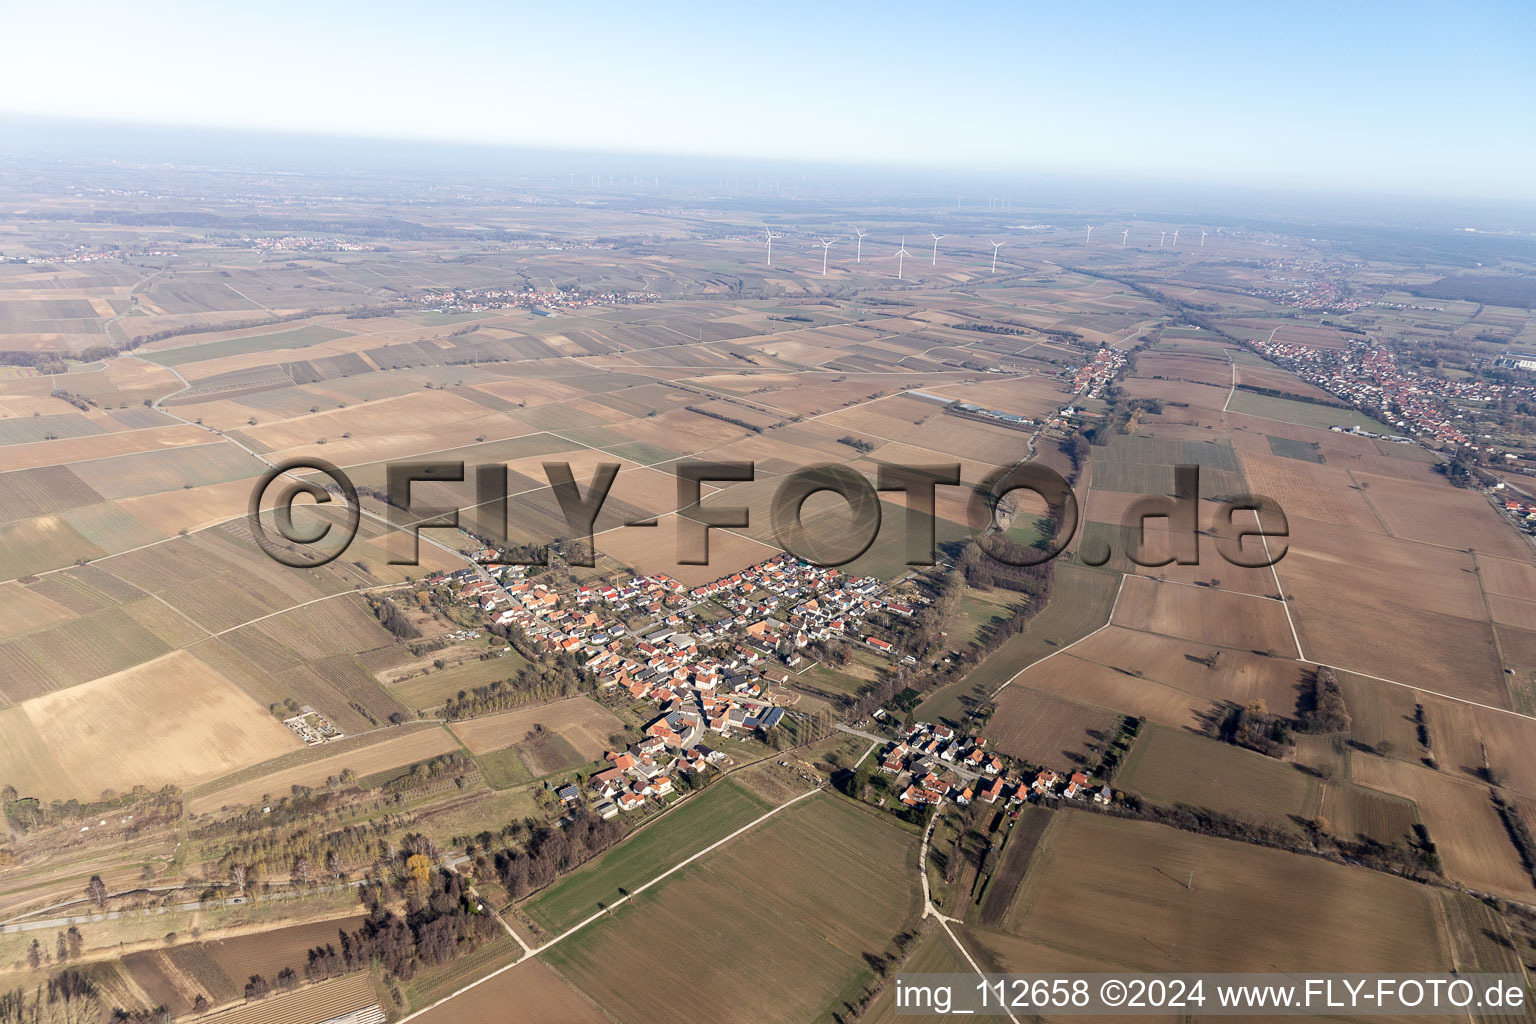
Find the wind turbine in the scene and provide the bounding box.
[1086,226,1094,243]
[989,240,1005,274]
[1122,228,1130,248]
[816,238,836,276]
[895,238,912,280]
[929,233,946,266]
[764,226,780,267]
[1171,229,1179,248]
[1159,231,1167,248]
[1200,230,1208,247]
[853,227,868,264]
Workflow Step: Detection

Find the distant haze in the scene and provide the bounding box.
[1,0,1532,205]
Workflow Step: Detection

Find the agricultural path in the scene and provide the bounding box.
[140,356,479,573]
[396,785,825,1024]
[916,809,1022,1024]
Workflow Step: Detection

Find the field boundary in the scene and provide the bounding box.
[992,573,1127,699]
[396,786,824,1023]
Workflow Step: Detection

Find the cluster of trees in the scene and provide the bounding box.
[197,785,351,838]
[846,668,924,723]
[440,655,593,720]
[202,752,500,886]
[1436,450,1497,490]
[48,389,96,411]
[1090,396,1164,443]
[939,801,1000,889]
[1410,274,1536,309]
[867,572,962,668]
[356,484,406,512]
[0,351,69,372]
[284,869,498,987]
[490,811,627,900]
[836,435,876,454]
[1065,432,1090,480]
[242,972,291,1000]
[196,783,417,893]
[1212,698,1293,758]
[487,619,544,664]
[1295,666,1352,733]
[368,597,421,640]
[381,753,476,795]
[2,785,181,835]
[953,322,1030,336]
[212,816,383,892]
[69,308,336,364]
[957,536,1054,596]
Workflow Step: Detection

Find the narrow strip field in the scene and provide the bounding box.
[521,778,774,934]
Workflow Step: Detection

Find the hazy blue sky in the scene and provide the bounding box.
[3,0,1531,201]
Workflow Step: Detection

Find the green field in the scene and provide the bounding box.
[601,440,681,465]
[1228,390,1394,432]
[1116,723,1320,833]
[142,324,348,367]
[1083,459,1170,494]
[474,745,534,789]
[799,662,870,696]
[862,925,973,1024]
[1267,435,1326,462]
[522,778,774,934]
[951,585,1020,648]
[541,793,921,1024]
[1003,512,1048,547]
[390,651,530,711]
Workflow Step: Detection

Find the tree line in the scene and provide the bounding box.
[1069,793,1442,882]
[683,404,767,433]
[440,658,594,721]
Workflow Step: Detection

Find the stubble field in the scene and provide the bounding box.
[0,651,302,801]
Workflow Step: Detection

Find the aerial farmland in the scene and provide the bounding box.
[0,94,1535,1024]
